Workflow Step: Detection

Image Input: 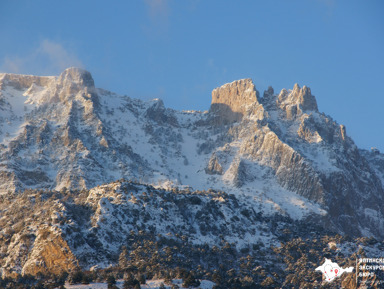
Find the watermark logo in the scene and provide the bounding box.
[315,258,354,282]
[357,258,384,280]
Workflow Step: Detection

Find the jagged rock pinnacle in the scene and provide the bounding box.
[210,78,260,125]
[277,83,318,119]
[296,84,318,111]
[263,86,274,98]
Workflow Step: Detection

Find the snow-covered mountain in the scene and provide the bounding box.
[0,67,383,240]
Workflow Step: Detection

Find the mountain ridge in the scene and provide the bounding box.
[0,67,383,241]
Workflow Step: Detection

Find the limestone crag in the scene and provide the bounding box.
[21,228,79,276]
[210,78,261,125]
[0,73,54,91]
[205,153,223,175]
[277,83,318,119]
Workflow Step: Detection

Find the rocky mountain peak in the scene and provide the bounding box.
[209,78,260,125]
[57,67,95,88]
[51,67,99,106]
[144,98,179,126]
[277,83,318,119]
[263,86,274,98]
[297,84,317,111]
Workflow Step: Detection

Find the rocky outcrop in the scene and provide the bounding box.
[297,115,323,143]
[340,124,347,141]
[54,67,98,105]
[224,158,249,188]
[205,153,223,175]
[57,67,95,88]
[0,73,54,91]
[210,79,260,125]
[277,83,318,119]
[22,228,79,276]
[239,128,325,203]
[145,98,179,126]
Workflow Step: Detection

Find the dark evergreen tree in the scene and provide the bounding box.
[164,272,172,284]
[107,275,116,289]
[119,246,129,269]
[138,273,146,285]
[182,271,200,288]
[81,273,91,284]
[57,271,68,286]
[68,271,83,284]
[123,273,140,289]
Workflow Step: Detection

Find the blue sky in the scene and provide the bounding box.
[0,0,383,151]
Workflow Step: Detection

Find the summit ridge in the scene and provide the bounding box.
[0,68,383,241]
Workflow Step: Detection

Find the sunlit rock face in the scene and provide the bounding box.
[209,78,261,125]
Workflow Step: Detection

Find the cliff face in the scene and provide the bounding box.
[210,79,263,125]
[0,68,383,241]
[21,229,78,276]
[208,79,383,238]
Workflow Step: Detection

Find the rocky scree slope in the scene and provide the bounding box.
[0,68,383,240]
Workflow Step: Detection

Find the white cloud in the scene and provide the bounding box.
[38,39,83,72]
[0,39,83,75]
[1,56,24,74]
